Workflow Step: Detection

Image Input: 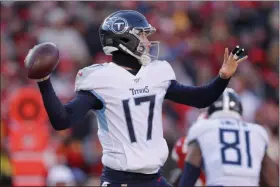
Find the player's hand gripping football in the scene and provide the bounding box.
[219,46,248,79]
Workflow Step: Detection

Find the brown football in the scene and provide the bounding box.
[25,42,59,79]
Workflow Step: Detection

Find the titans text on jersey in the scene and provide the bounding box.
[129,86,149,96]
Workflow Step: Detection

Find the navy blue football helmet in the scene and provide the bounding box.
[208,88,243,116]
[99,10,159,65]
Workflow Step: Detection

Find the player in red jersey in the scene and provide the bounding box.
[170,112,207,187]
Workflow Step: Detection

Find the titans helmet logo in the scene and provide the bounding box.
[102,17,128,34]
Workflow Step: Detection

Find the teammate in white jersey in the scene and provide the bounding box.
[179,88,279,187]
[31,10,248,187]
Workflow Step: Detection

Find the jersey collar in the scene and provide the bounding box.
[208,111,242,120]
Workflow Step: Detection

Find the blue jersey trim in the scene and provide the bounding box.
[91,90,109,132]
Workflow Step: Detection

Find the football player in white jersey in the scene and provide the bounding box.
[31,10,248,187]
[179,88,279,187]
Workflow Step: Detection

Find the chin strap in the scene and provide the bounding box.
[119,44,151,66]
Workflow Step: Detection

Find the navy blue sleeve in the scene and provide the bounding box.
[179,162,201,187]
[38,79,102,130]
[165,76,230,108]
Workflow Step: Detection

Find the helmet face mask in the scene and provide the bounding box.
[131,27,160,64]
[136,41,159,62]
[99,10,160,65]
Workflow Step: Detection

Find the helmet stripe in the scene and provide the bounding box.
[223,89,230,111]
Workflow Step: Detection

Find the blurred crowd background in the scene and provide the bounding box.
[1,1,279,186]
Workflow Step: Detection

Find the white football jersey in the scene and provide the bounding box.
[187,114,269,186]
[75,61,175,174]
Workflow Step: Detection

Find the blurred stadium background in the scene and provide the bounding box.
[0,1,279,186]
